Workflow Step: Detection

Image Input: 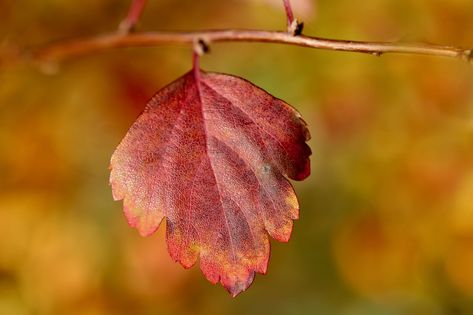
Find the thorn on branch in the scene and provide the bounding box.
[118,21,135,34]
[460,49,472,63]
[193,38,210,56]
[288,19,304,36]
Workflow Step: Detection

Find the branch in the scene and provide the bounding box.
[14,30,473,65]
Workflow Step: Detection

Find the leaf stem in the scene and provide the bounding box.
[192,50,200,80]
[283,0,295,26]
[118,0,148,34]
[23,30,472,65]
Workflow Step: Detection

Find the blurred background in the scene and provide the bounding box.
[1,0,473,314]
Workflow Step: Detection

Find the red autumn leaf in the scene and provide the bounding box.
[110,67,311,296]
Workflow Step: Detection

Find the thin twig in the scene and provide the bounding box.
[23,30,472,64]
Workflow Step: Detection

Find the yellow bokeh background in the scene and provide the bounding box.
[1,0,473,314]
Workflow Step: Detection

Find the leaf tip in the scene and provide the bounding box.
[225,271,256,298]
[122,201,163,237]
[293,157,311,181]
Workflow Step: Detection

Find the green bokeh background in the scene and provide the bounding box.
[1,0,473,314]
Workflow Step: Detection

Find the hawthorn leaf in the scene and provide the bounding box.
[110,68,311,296]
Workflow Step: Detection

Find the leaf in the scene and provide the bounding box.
[110,68,311,296]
